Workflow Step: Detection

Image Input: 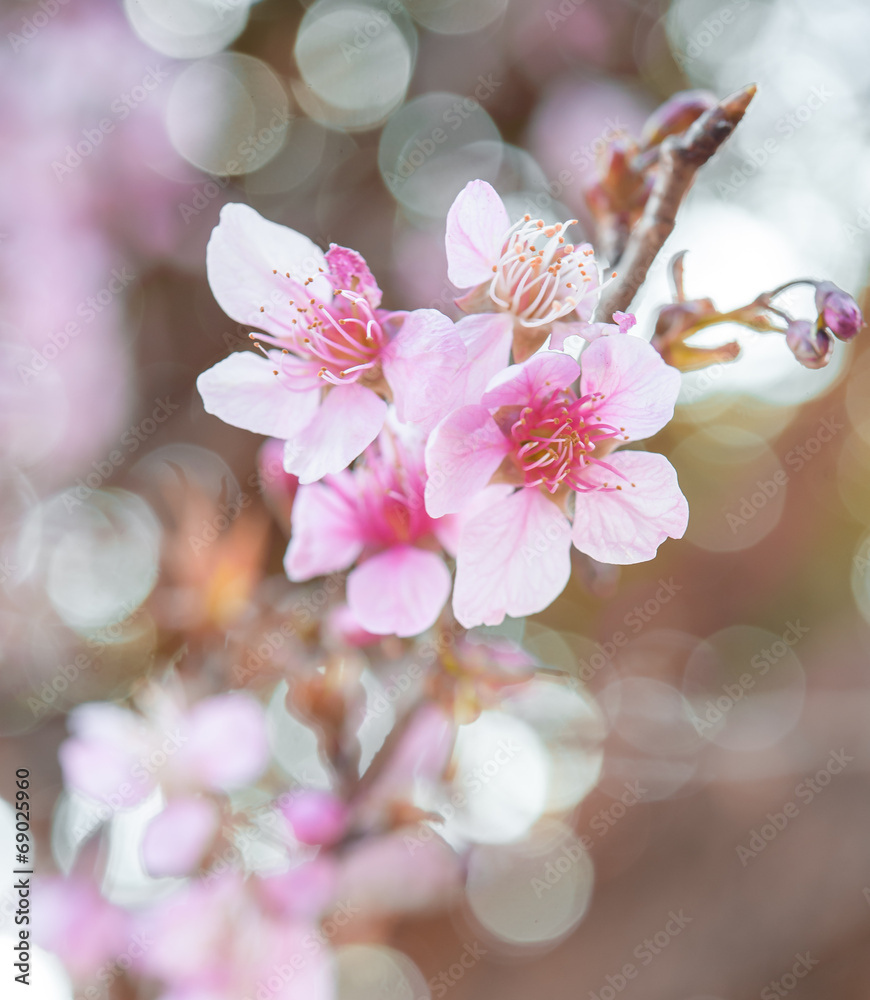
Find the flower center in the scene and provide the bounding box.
[253,274,387,386]
[295,289,386,385]
[490,215,596,328]
[507,388,624,492]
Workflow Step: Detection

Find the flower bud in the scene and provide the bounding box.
[785,320,833,369]
[814,281,863,341]
[640,90,718,149]
[283,790,348,846]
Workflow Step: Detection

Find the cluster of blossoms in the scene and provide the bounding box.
[199,181,693,632]
[35,85,866,1000]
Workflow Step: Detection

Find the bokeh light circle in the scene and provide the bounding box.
[295,1,415,131]
[670,425,788,552]
[378,92,502,218]
[166,54,290,176]
[403,0,509,35]
[335,944,429,1000]
[683,625,806,751]
[124,0,250,59]
[465,819,594,947]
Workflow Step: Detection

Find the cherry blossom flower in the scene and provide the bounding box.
[197,204,467,484]
[59,687,270,876]
[284,423,458,638]
[134,873,334,1000]
[445,179,604,365]
[33,876,131,983]
[425,338,688,626]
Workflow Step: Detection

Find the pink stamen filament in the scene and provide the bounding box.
[509,388,627,493]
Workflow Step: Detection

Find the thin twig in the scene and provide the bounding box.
[595,84,757,322]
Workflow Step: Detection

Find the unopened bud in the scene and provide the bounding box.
[640,89,719,149]
[814,281,863,341]
[283,790,348,846]
[786,320,833,369]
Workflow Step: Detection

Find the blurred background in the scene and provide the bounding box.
[2,0,870,997]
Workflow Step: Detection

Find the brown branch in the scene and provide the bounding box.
[595,84,757,322]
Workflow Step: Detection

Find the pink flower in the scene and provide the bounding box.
[141,796,222,878]
[33,876,130,982]
[445,179,604,363]
[284,423,458,637]
[425,339,688,627]
[197,204,467,484]
[135,874,333,1000]
[60,690,270,809]
[60,688,270,875]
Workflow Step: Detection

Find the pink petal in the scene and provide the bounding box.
[325,244,382,307]
[197,351,321,439]
[347,545,451,637]
[366,703,455,803]
[206,203,331,336]
[432,513,461,557]
[424,405,510,518]
[33,878,129,979]
[60,703,153,807]
[258,856,339,919]
[338,832,462,914]
[283,384,387,484]
[571,450,688,564]
[580,334,681,441]
[453,487,572,627]
[445,179,510,288]
[142,797,221,878]
[613,311,637,333]
[284,473,364,580]
[179,693,270,791]
[381,309,469,432]
[454,312,514,405]
[482,350,581,408]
